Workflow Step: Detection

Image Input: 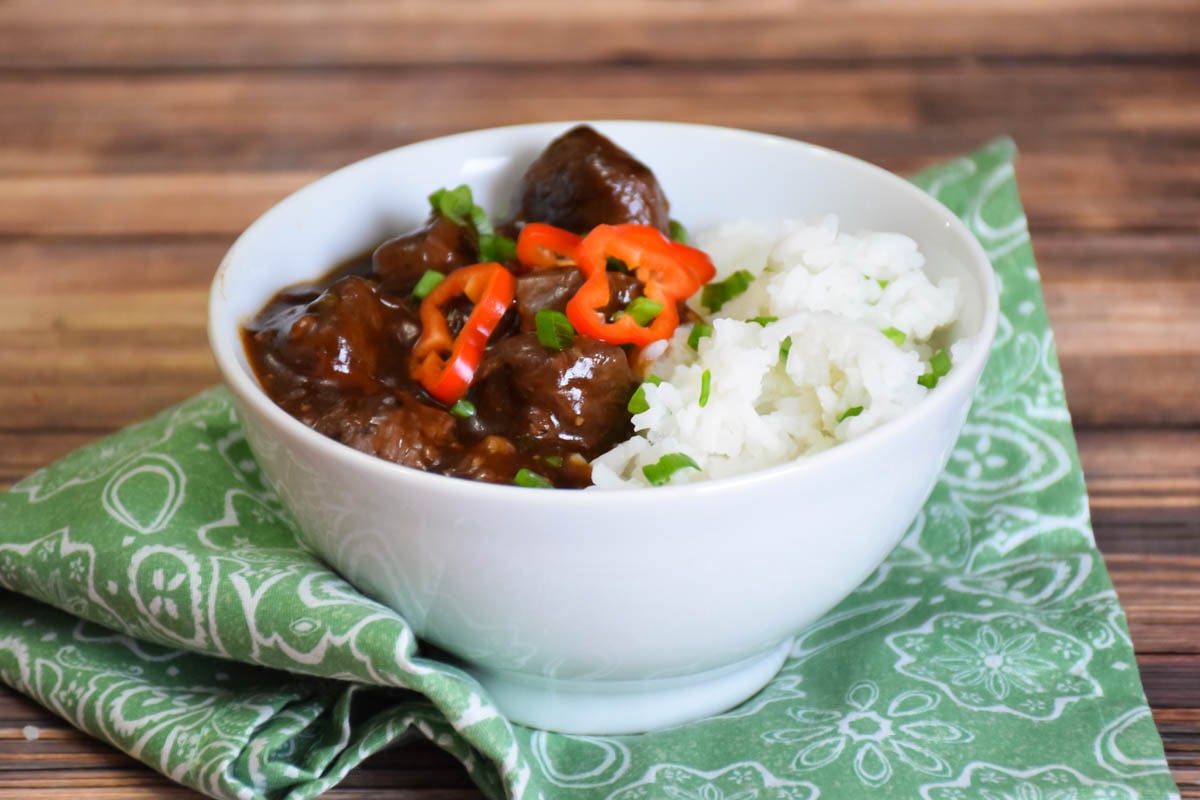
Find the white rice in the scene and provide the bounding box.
[590,215,961,489]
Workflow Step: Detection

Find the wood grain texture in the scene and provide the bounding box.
[1,0,1197,68]
[0,0,1196,797]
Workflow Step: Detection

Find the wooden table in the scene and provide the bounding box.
[1,2,1196,797]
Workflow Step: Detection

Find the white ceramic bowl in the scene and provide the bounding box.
[209,121,998,734]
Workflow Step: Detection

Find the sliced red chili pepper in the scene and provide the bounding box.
[516,223,583,269]
[562,224,715,346]
[576,224,713,301]
[411,262,515,404]
[669,240,718,291]
[566,268,679,346]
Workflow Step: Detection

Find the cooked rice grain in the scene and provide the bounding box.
[590,216,960,488]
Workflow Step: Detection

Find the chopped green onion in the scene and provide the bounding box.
[627,386,648,414]
[930,349,952,377]
[749,316,778,327]
[479,233,517,263]
[468,204,493,237]
[699,370,712,407]
[881,326,906,346]
[428,185,475,226]
[701,270,754,313]
[643,453,701,486]
[626,297,664,326]
[429,185,512,264]
[837,405,864,422]
[626,374,662,414]
[412,270,445,299]
[918,351,951,388]
[779,336,793,363]
[688,322,713,351]
[877,278,890,289]
[669,220,689,244]
[449,399,476,418]
[606,256,630,272]
[535,309,576,351]
[541,454,563,468]
[514,468,553,488]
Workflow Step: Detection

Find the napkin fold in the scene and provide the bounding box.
[0,140,1179,800]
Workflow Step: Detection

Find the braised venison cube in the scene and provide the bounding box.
[372,214,479,292]
[516,125,671,235]
[471,333,637,457]
[310,394,459,473]
[601,270,645,318]
[514,267,584,331]
[514,267,645,333]
[245,275,418,400]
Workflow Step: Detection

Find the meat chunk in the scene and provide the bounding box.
[471,333,636,456]
[309,394,458,473]
[514,267,584,331]
[602,270,644,317]
[516,125,671,235]
[514,266,647,333]
[250,277,386,395]
[372,214,478,292]
[246,276,419,399]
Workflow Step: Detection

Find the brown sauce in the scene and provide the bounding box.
[241,125,673,488]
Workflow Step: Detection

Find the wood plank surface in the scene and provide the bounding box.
[0,1,1196,798]
[2,0,1197,68]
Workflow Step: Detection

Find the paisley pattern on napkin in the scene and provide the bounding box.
[0,140,1179,800]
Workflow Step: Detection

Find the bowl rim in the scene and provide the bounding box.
[209,119,1000,505]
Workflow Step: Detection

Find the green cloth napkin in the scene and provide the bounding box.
[0,140,1180,800]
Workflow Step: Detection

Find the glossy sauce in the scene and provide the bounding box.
[242,126,672,487]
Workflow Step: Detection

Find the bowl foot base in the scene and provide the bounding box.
[464,638,793,735]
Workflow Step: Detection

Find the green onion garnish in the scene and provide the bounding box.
[930,349,952,377]
[606,256,630,273]
[837,405,864,422]
[468,204,493,237]
[918,351,951,389]
[479,233,517,263]
[688,322,713,351]
[412,270,445,299]
[449,399,476,418]
[541,455,563,468]
[669,220,689,244]
[430,185,513,263]
[626,386,648,414]
[881,326,906,346]
[701,270,754,313]
[699,370,712,407]
[428,185,475,226]
[877,279,890,289]
[643,453,701,486]
[749,316,778,327]
[779,336,793,363]
[535,309,576,351]
[626,374,662,414]
[514,468,553,488]
[427,185,477,226]
[626,297,664,326]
